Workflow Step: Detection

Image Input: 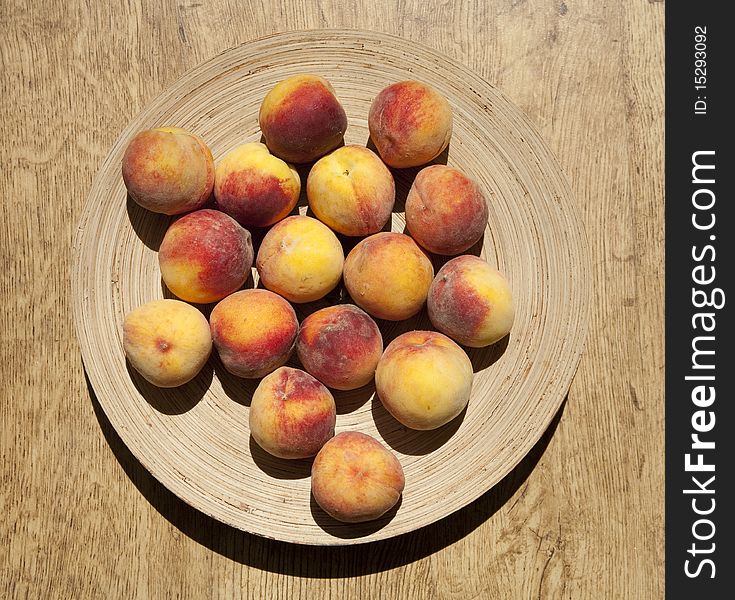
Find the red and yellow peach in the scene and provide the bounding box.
[296,304,383,391]
[214,142,300,228]
[428,255,514,347]
[122,127,215,215]
[406,165,488,255]
[158,209,253,304]
[343,232,434,321]
[311,431,405,522]
[209,289,298,378]
[259,74,348,164]
[368,81,452,168]
[249,367,336,459]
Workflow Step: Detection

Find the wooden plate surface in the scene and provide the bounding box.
[73,30,589,545]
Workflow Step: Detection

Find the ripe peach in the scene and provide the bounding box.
[368,81,452,168]
[209,289,298,378]
[256,215,344,303]
[249,367,336,459]
[375,331,473,430]
[428,255,515,347]
[296,304,383,391]
[311,431,405,523]
[259,74,348,163]
[307,145,395,236]
[213,142,300,228]
[122,127,214,215]
[123,299,212,388]
[343,232,434,321]
[158,209,253,304]
[406,165,489,255]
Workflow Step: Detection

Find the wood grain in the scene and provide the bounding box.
[1,0,664,597]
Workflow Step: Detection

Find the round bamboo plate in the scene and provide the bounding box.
[73,30,589,545]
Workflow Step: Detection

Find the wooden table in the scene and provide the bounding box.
[1,1,664,597]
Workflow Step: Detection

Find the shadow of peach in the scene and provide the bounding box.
[249,436,313,480]
[126,194,172,251]
[370,395,467,456]
[210,352,261,408]
[465,334,510,373]
[309,494,402,540]
[125,359,212,415]
[88,368,566,577]
[331,381,376,415]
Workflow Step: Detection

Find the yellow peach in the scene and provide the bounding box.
[342,232,433,321]
[307,145,395,236]
[375,330,473,430]
[123,299,212,387]
[256,215,344,303]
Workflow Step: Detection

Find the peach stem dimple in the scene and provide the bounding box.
[156,338,172,352]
